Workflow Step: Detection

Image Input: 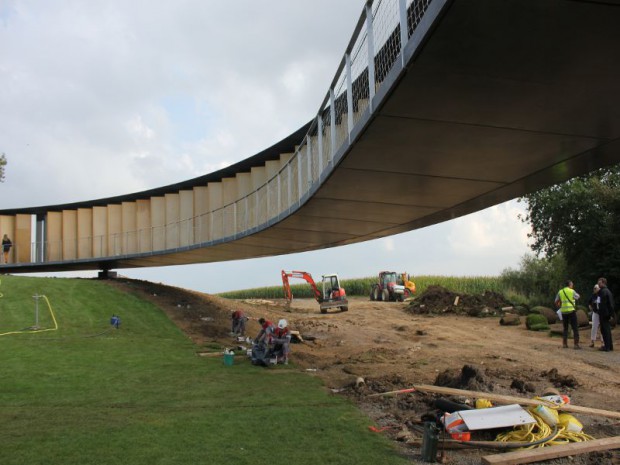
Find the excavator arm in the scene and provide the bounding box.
[281,270,323,303]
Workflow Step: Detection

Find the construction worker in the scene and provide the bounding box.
[555,280,581,349]
[231,310,247,336]
[272,319,292,365]
[255,318,275,344]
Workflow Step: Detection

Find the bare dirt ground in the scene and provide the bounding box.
[107,278,620,464]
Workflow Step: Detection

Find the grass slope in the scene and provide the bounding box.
[0,276,409,465]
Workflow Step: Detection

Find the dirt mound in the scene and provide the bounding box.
[434,364,494,392]
[406,285,512,317]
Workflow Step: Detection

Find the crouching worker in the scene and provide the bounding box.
[272,319,292,365]
[251,318,276,366]
[231,309,247,336]
[255,318,275,344]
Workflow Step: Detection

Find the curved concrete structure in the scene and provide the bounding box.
[2,0,620,273]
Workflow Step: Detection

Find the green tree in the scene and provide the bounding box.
[521,164,620,295]
[0,153,6,182]
[501,253,567,306]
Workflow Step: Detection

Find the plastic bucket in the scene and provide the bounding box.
[223,353,234,366]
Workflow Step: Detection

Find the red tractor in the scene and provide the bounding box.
[281,270,348,314]
[370,271,408,302]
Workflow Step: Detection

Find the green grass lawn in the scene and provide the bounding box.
[0,276,410,465]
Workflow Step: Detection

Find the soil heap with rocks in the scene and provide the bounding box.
[406,285,512,317]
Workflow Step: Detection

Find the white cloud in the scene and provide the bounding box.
[0,0,533,292]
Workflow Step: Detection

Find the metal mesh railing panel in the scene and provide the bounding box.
[211,208,224,241]
[279,166,289,214]
[290,153,300,203]
[268,178,278,220]
[309,127,320,185]
[320,104,331,173]
[333,70,349,147]
[407,0,432,38]
[350,31,370,126]
[373,0,401,87]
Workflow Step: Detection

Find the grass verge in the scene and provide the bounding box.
[0,276,410,465]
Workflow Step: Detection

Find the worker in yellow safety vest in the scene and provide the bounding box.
[555,280,581,349]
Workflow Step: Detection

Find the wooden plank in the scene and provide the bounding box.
[481,436,620,465]
[410,384,620,420]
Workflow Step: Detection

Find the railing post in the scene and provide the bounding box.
[399,0,408,66]
[365,2,376,110]
[306,136,312,190]
[329,88,336,163]
[277,174,281,216]
[287,162,292,209]
[346,52,354,136]
[317,116,324,177]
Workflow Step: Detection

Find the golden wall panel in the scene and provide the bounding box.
[151,197,165,251]
[62,210,77,260]
[122,202,138,254]
[136,199,151,252]
[93,206,108,257]
[107,204,122,255]
[77,208,93,259]
[179,190,193,247]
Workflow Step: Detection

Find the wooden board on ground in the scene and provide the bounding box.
[481,436,620,465]
[410,385,620,420]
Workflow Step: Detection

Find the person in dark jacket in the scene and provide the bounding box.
[2,234,12,264]
[588,284,601,348]
[597,277,615,352]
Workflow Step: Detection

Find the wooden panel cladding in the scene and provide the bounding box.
[77,208,93,259]
[62,210,77,260]
[0,214,16,263]
[179,190,193,247]
[122,202,138,254]
[193,186,209,243]
[93,206,108,257]
[165,193,180,250]
[46,212,62,261]
[15,214,31,263]
[107,204,122,255]
[136,199,151,252]
[151,197,165,251]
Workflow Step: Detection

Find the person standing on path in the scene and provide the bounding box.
[1,234,12,264]
[556,280,581,349]
[597,277,615,352]
[588,284,602,348]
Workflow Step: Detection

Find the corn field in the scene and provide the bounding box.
[218,275,506,300]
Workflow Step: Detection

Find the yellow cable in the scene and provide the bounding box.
[0,294,59,336]
[495,405,594,447]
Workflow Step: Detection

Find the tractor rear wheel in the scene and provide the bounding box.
[340,306,348,312]
[320,308,327,314]
[382,289,389,301]
[373,287,381,301]
[370,288,376,301]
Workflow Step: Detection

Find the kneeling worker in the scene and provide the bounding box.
[272,319,292,365]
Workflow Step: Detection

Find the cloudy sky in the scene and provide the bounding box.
[0,0,532,293]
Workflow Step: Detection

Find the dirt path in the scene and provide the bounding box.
[108,279,620,464]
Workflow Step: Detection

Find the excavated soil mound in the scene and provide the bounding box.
[406,285,512,317]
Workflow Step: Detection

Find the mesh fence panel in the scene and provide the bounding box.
[257,184,268,226]
[222,204,235,238]
[373,0,401,87]
[333,70,349,146]
[407,0,432,38]
[268,178,278,220]
[290,152,300,203]
[279,166,288,214]
[310,125,320,184]
[211,208,224,241]
[350,30,370,126]
[320,104,331,174]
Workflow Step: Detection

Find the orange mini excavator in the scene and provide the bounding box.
[281,270,348,314]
